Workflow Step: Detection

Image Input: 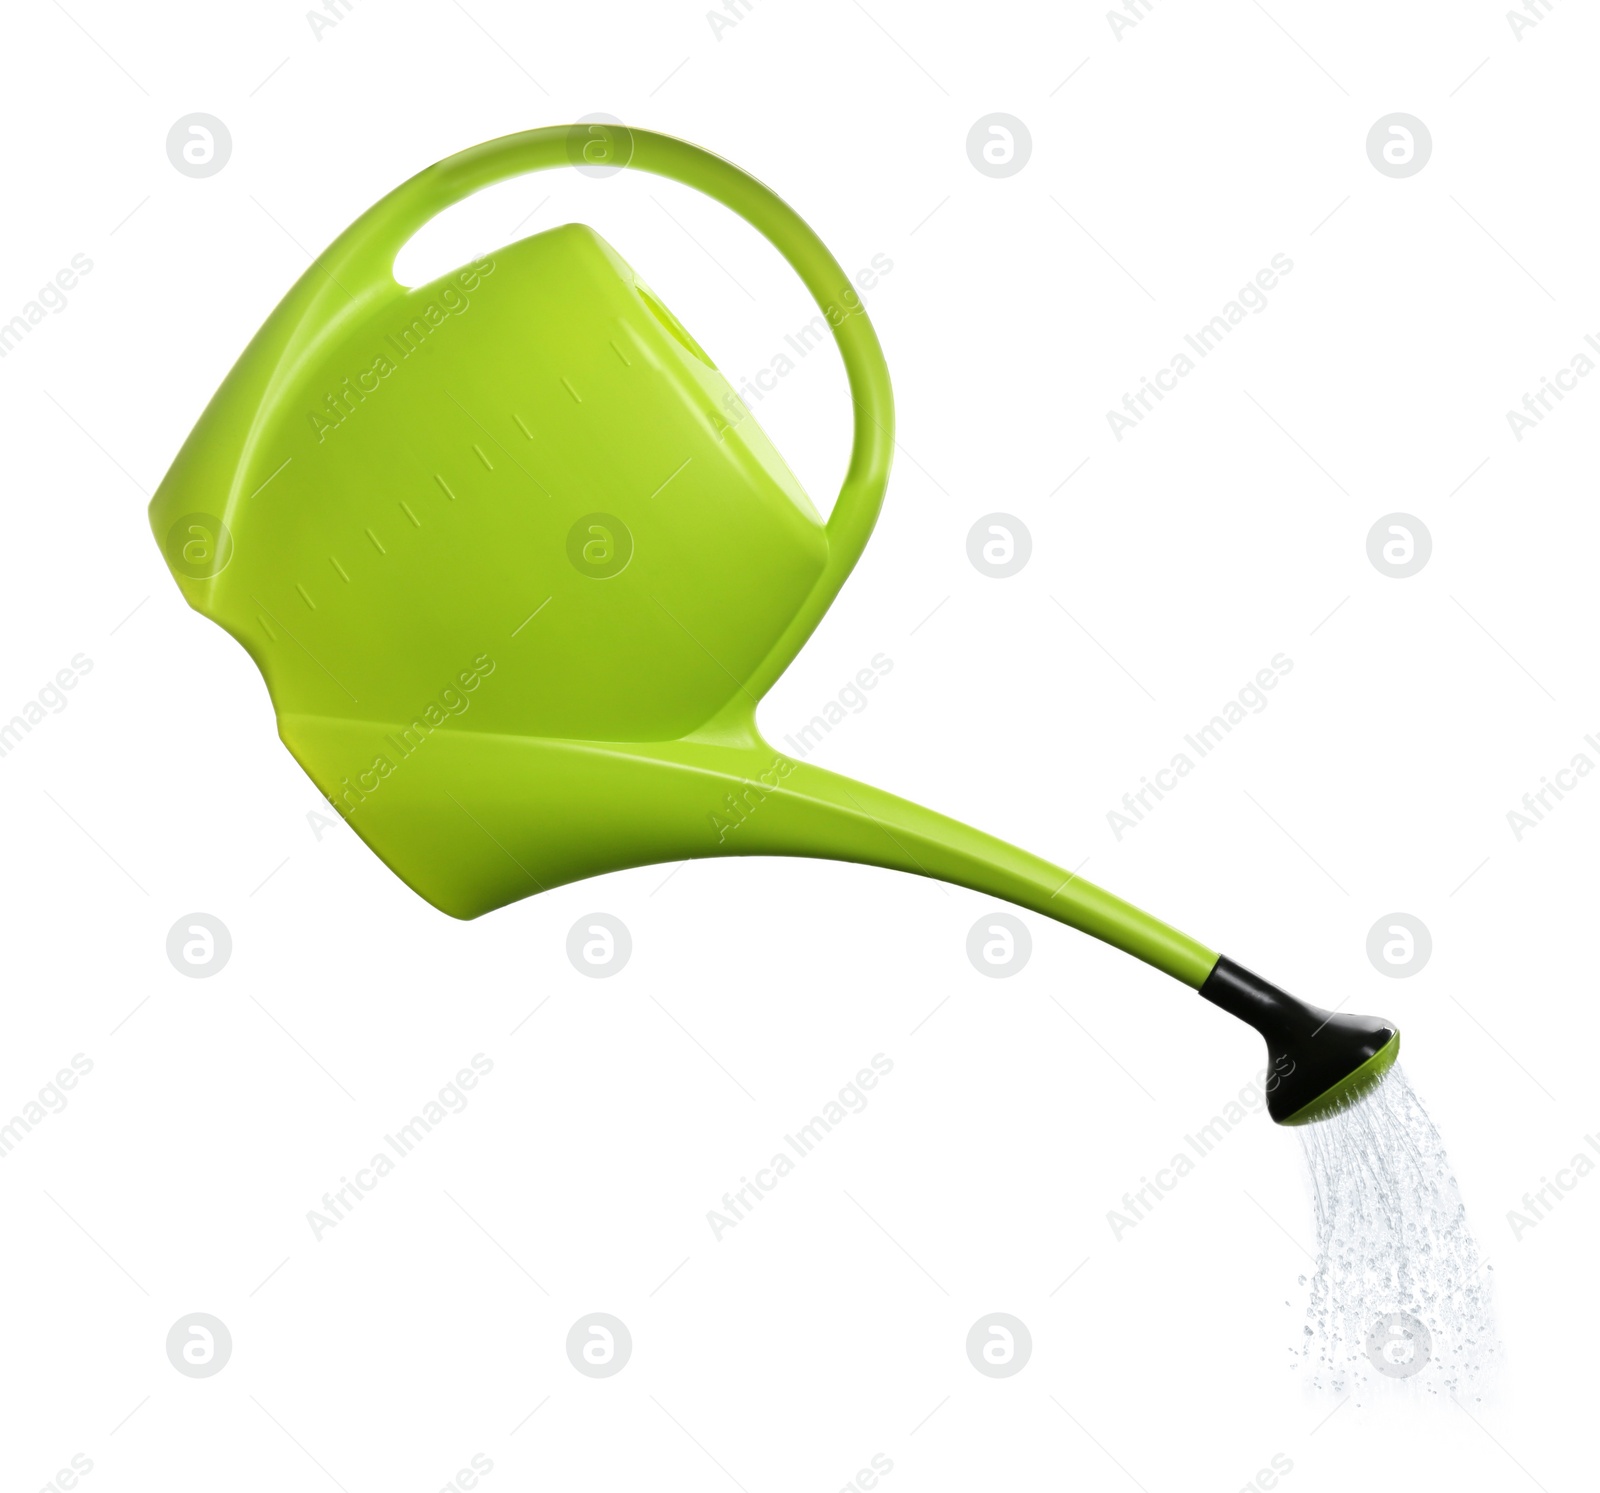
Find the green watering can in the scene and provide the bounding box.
[149,124,1397,1125]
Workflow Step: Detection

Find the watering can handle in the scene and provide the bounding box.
[318,124,894,698]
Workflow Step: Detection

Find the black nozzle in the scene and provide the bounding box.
[1198,955,1399,1125]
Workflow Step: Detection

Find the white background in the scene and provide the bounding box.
[1,1,1596,1489]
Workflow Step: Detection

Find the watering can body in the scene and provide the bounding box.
[150,130,886,919]
[150,126,1215,987]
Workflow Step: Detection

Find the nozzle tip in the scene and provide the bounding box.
[1196,956,1400,1126]
[1277,1028,1401,1125]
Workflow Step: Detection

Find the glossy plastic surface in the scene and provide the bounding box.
[149,125,1218,989]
